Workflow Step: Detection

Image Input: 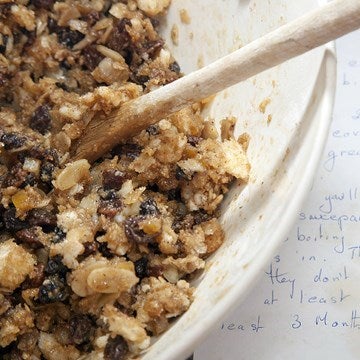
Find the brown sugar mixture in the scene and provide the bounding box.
[0,0,249,358]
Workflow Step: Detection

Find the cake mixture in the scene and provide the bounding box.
[0,1,249,358]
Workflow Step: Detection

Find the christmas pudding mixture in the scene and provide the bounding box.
[0,0,249,358]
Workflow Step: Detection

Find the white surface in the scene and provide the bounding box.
[194,29,360,360]
[144,1,336,359]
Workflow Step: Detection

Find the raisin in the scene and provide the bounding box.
[147,183,159,192]
[83,11,100,26]
[102,169,126,191]
[60,60,72,70]
[31,263,46,287]
[22,263,45,289]
[139,199,159,216]
[79,241,98,260]
[147,242,160,254]
[56,27,85,48]
[104,335,128,360]
[29,105,52,134]
[97,242,113,259]
[107,18,132,54]
[167,188,181,201]
[15,227,42,248]
[129,73,149,86]
[81,45,104,71]
[187,135,201,146]
[148,264,163,277]
[134,257,149,279]
[0,34,8,54]
[55,82,70,91]
[3,208,28,231]
[146,124,159,135]
[0,345,22,360]
[69,314,94,345]
[27,208,57,231]
[6,288,23,306]
[98,197,123,218]
[45,255,69,278]
[171,218,183,233]
[44,148,59,165]
[193,210,212,225]
[2,163,28,188]
[31,0,55,10]
[24,173,36,187]
[169,61,181,73]
[150,18,160,28]
[40,161,55,184]
[175,165,191,181]
[111,143,142,159]
[38,275,69,303]
[140,39,164,59]
[52,227,66,244]
[22,29,36,50]
[124,216,158,244]
[24,147,58,165]
[1,132,26,150]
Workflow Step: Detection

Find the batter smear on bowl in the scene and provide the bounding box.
[0,0,249,358]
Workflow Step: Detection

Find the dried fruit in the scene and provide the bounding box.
[27,208,57,230]
[40,161,55,184]
[69,314,94,345]
[169,61,181,73]
[51,227,66,244]
[139,199,159,216]
[107,18,132,54]
[146,124,159,135]
[45,255,69,277]
[2,163,27,188]
[57,28,85,48]
[111,143,142,159]
[97,241,113,259]
[82,45,104,71]
[124,216,159,244]
[98,193,123,218]
[102,169,126,191]
[187,135,201,146]
[1,132,26,150]
[38,275,69,303]
[83,11,100,26]
[3,208,27,231]
[134,257,149,279]
[15,227,42,248]
[31,0,55,10]
[22,263,45,288]
[104,335,128,360]
[29,105,52,134]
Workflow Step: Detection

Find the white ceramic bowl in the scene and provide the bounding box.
[144,1,336,359]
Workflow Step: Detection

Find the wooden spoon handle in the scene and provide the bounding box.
[73,0,360,162]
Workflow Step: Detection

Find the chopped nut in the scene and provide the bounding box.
[136,0,171,16]
[69,257,138,297]
[0,240,36,291]
[102,304,149,352]
[54,159,91,191]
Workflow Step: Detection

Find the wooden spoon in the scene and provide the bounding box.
[72,0,360,163]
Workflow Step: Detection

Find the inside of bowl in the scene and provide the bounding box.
[143,1,335,359]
